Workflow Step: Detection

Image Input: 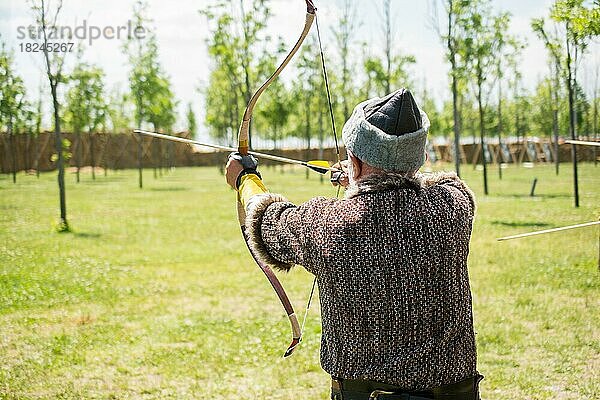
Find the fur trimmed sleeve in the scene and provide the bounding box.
[245,193,337,274]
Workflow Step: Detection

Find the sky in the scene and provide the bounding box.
[1,0,599,139]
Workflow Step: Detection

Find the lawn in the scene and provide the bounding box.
[0,163,598,399]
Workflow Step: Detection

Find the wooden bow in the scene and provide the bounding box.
[236,0,317,358]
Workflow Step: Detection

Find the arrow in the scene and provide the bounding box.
[134,129,339,175]
[497,220,600,241]
[565,140,600,147]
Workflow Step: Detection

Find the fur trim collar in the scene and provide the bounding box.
[345,172,421,198]
[345,171,472,201]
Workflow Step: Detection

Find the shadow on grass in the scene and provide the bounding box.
[149,187,189,192]
[72,232,102,238]
[491,220,551,228]
[78,177,129,185]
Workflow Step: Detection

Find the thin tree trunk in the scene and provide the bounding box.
[76,132,81,183]
[104,134,109,177]
[318,98,324,184]
[9,120,16,184]
[553,63,560,175]
[90,133,96,180]
[594,67,598,167]
[240,0,253,150]
[384,0,392,95]
[305,94,311,180]
[515,101,521,145]
[158,139,163,177]
[34,134,40,178]
[497,69,503,180]
[40,0,68,230]
[448,0,461,177]
[138,133,143,189]
[25,132,31,173]
[478,81,489,195]
[566,31,579,207]
[35,89,42,178]
[153,138,158,179]
[52,82,68,228]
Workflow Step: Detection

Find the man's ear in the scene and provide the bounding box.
[349,153,362,180]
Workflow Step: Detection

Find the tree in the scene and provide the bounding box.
[64,61,107,182]
[186,102,197,140]
[363,0,416,99]
[549,0,599,207]
[332,0,358,122]
[33,82,43,178]
[530,77,558,141]
[291,36,320,177]
[256,39,292,152]
[493,16,522,180]
[107,88,132,135]
[462,1,506,195]
[0,42,28,184]
[594,65,599,166]
[294,34,335,180]
[420,87,442,137]
[239,0,271,149]
[32,0,69,231]
[202,0,273,148]
[532,17,565,174]
[432,0,471,176]
[125,0,177,185]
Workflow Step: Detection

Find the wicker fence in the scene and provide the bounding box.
[0,132,597,174]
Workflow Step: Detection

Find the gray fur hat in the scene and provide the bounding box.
[342,89,430,172]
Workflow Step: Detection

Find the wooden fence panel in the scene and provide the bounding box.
[1,132,598,174]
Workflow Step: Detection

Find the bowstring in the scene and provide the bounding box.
[315,14,341,165]
[300,11,342,336]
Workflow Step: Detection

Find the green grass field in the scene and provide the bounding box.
[1,163,598,399]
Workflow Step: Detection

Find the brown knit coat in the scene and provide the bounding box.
[245,171,478,390]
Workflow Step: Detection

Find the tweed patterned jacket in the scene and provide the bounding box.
[245,171,478,390]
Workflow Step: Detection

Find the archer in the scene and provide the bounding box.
[226,89,483,400]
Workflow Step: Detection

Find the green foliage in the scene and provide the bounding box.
[51,138,72,162]
[552,0,600,37]
[362,0,416,99]
[201,0,273,146]
[107,88,133,134]
[332,0,359,122]
[186,102,197,139]
[64,62,107,134]
[532,0,598,144]
[255,47,292,148]
[461,1,504,93]
[420,91,443,137]
[0,42,29,134]
[363,54,416,98]
[125,1,177,132]
[440,0,473,86]
[285,35,326,150]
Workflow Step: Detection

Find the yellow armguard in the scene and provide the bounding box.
[238,174,268,209]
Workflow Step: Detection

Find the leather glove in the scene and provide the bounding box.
[228,152,261,189]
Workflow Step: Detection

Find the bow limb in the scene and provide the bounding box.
[237,209,303,357]
[236,0,316,358]
[238,1,316,154]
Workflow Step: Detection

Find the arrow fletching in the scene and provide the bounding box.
[306,160,332,175]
